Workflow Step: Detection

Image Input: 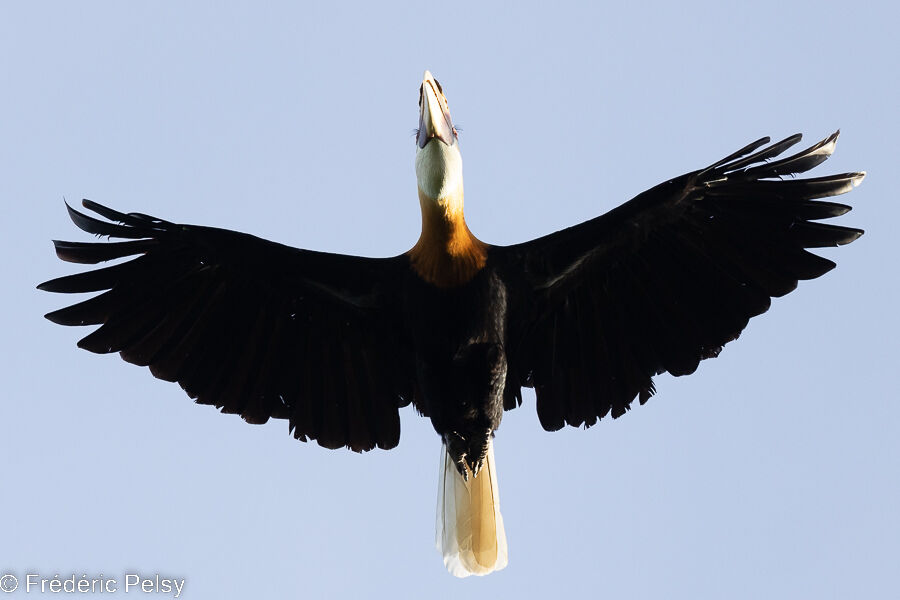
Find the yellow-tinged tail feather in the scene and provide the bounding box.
[436,438,508,577]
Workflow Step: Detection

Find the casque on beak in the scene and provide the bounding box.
[417,71,456,149]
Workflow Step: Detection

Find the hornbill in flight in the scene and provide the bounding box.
[40,71,864,577]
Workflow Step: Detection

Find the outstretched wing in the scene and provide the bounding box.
[497,132,864,431]
[40,200,415,451]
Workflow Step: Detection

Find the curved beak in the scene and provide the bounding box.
[417,70,456,149]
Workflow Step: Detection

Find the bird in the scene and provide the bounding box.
[40,70,865,577]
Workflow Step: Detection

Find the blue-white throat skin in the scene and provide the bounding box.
[415,69,464,209]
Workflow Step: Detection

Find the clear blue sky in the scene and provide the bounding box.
[2,1,897,598]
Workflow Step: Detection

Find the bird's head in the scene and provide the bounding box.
[415,71,463,204]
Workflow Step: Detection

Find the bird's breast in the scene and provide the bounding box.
[408,191,488,288]
[407,236,488,288]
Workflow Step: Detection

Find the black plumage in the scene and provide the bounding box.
[40,130,863,461]
[39,73,864,576]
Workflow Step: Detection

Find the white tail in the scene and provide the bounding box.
[435,438,508,577]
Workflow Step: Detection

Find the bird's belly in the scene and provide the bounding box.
[403,268,509,465]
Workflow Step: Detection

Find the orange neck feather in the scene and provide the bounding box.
[408,189,488,288]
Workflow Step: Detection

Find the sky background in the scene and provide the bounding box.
[2,1,898,598]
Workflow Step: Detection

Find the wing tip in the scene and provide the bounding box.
[43,308,79,326]
[838,227,865,245]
